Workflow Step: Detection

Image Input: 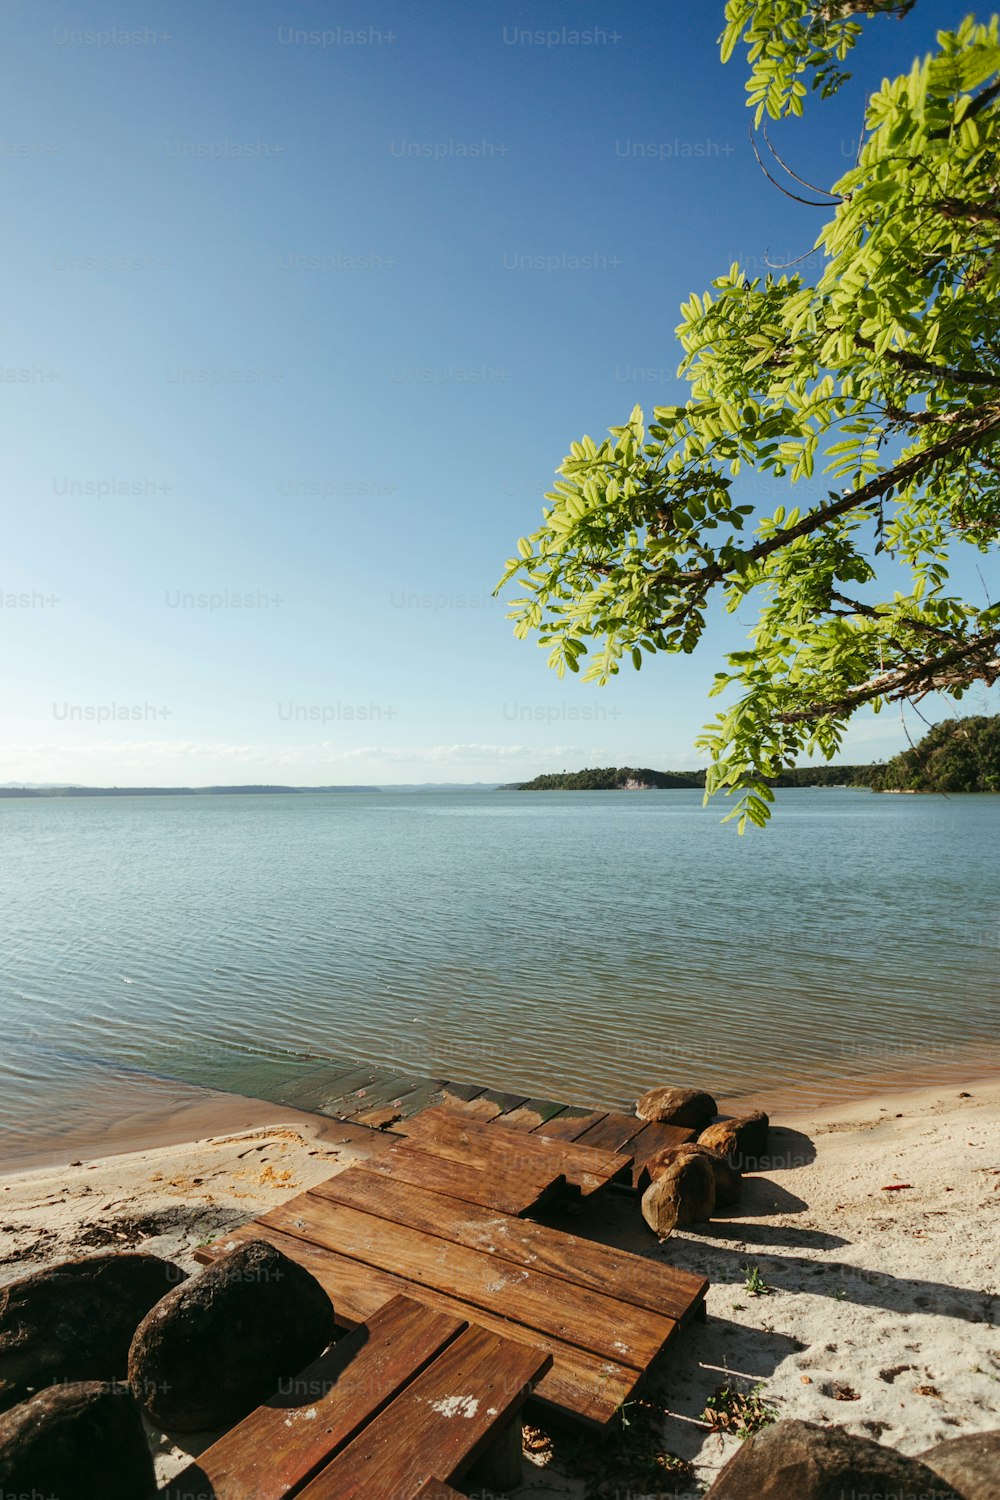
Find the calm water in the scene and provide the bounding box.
[1,789,998,1147]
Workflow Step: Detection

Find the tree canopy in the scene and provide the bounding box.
[499,2,1000,831]
[877,711,1000,788]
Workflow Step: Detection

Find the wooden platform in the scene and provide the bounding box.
[278,1064,698,1191]
[197,1107,709,1432]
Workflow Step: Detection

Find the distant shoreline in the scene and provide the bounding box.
[0,784,381,798]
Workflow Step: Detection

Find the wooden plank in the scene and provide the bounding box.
[292,1066,385,1113]
[400,1108,630,1193]
[159,1297,465,1500]
[359,1143,566,1216]
[335,1073,444,1122]
[495,1099,569,1132]
[296,1325,549,1500]
[625,1120,700,1190]
[526,1107,607,1141]
[436,1081,488,1104]
[572,1110,650,1154]
[476,1087,530,1115]
[260,1191,672,1369]
[313,1168,708,1324]
[199,1223,636,1429]
[413,1482,465,1500]
[434,1093,505,1122]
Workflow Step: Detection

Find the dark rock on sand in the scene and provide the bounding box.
[644,1142,742,1206]
[0,1380,154,1500]
[128,1237,336,1430]
[635,1086,717,1128]
[919,1429,1000,1499]
[641,1152,716,1237]
[0,1251,186,1411]
[699,1110,770,1170]
[706,1418,963,1499]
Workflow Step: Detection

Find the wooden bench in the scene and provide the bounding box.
[160,1295,549,1500]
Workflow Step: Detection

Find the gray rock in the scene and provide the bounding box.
[128,1237,336,1430]
[706,1418,964,1500]
[635,1086,718,1127]
[0,1251,186,1411]
[641,1152,716,1237]
[0,1380,154,1500]
[919,1430,1000,1499]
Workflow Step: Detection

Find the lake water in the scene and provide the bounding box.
[1,789,998,1150]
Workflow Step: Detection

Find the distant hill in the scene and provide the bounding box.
[505,720,1000,793]
[876,715,1000,793]
[0,784,380,798]
[507,767,705,791]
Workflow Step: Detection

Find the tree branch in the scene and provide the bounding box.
[855,334,999,388]
[776,628,1000,722]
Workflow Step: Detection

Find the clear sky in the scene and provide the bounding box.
[3,0,995,786]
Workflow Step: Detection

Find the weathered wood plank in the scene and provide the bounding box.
[198,1223,636,1428]
[526,1108,607,1141]
[476,1087,531,1114]
[572,1110,650,1154]
[625,1120,700,1190]
[159,1297,465,1500]
[434,1093,505,1122]
[260,1191,672,1369]
[334,1073,442,1123]
[496,1099,569,1132]
[296,1325,550,1500]
[436,1081,488,1103]
[357,1143,566,1216]
[400,1107,630,1193]
[313,1169,708,1323]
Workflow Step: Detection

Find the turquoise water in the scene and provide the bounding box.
[1,789,998,1146]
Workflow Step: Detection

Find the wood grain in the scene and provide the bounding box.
[295,1324,549,1500]
[312,1168,707,1322]
[198,1222,640,1429]
[260,1191,673,1369]
[159,1297,464,1500]
[360,1142,565,1215]
[400,1107,630,1192]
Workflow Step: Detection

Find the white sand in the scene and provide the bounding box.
[1,1079,997,1494]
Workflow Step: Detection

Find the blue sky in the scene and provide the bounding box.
[3,0,995,785]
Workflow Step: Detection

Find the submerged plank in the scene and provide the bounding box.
[200,1222,639,1429]
[497,1099,569,1131]
[313,1168,708,1323]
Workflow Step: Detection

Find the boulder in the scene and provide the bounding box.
[699,1110,770,1170]
[919,1430,1000,1499]
[645,1142,742,1207]
[705,1419,963,1500]
[635,1086,717,1128]
[641,1152,716,1237]
[0,1380,155,1500]
[128,1237,336,1430]
[0,1251,186,1411]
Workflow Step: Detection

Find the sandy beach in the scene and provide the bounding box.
[1,1076,997,1495]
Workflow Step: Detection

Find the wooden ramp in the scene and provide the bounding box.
[282,1066,700,1191]
[197,1108,709,1432]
